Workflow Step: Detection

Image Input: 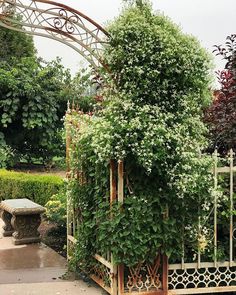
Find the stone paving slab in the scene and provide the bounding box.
[0,241,66,270]
[0,218,66,270]
[0,281,103,295]
[0,268,66,284]
[0,219,103,294]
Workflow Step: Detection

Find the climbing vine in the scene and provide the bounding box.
[66,1,217,270]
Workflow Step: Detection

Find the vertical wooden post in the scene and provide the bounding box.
[66,105,72,260]
[197,216,201,269]
[229,149,234,266]
[162,255,169,295]
[118,264,125,295]
[181,201,185,270]
[110,160,118,295]
[118,160,124,203]
[181,242,185,270]
[66,101,71,174]
[163,206,169,295]
[213,150,218,267]
[117,160,124,295]
[110,160,117,206]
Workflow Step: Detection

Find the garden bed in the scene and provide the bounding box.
[12,162,66,177]
[39,220,67,258]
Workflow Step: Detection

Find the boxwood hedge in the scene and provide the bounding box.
[0,169,64,206]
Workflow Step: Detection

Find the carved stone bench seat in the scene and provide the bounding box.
[0,198,45,245]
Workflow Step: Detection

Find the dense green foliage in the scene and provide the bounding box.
[0,138,15,168]
[205,34,236,153]
[0,55,71,163]
[45,189,67,228]
[0,27,97,165]
[68,2,216,268]
[0,26,35,64]
[0,169,63,205]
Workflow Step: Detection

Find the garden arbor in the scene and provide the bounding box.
[2,1,236,295]
[0,0,108,70]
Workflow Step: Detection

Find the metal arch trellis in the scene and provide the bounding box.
[0,0,109,71]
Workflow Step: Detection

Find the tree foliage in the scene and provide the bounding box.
[205,34,236,153]
[0,27,97,165]
[67,2,216,268]
[123,0,146,7]
[0,26,35,64]
[0,54,72,163]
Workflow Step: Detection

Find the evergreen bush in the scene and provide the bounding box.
[0,169,63,206]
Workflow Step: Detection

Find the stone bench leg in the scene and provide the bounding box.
[1,210,14,237]
[11,214,41,245]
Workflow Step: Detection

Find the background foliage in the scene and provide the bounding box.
[0,27,96,166]
[0,56,71,163]
[0,26,35,64]
[67,1,216,269]
[205,34,236,153]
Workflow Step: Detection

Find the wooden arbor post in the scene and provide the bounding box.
[115,160,169,295]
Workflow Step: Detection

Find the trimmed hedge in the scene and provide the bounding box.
[0,169,64,206]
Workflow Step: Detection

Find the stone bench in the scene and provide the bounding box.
[0,198,45,245]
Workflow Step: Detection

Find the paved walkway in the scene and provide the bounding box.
[0,219,103,295]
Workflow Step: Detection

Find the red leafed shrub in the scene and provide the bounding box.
[205,34,236,153]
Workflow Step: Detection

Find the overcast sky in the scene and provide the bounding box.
[34,0,236,76]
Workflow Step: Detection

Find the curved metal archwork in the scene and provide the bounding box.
[0,0,109,71]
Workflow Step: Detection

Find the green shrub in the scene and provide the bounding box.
[45,190,67,228]
[0,145,15,168]
[0,169,64,206]
[0,132,16,168]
